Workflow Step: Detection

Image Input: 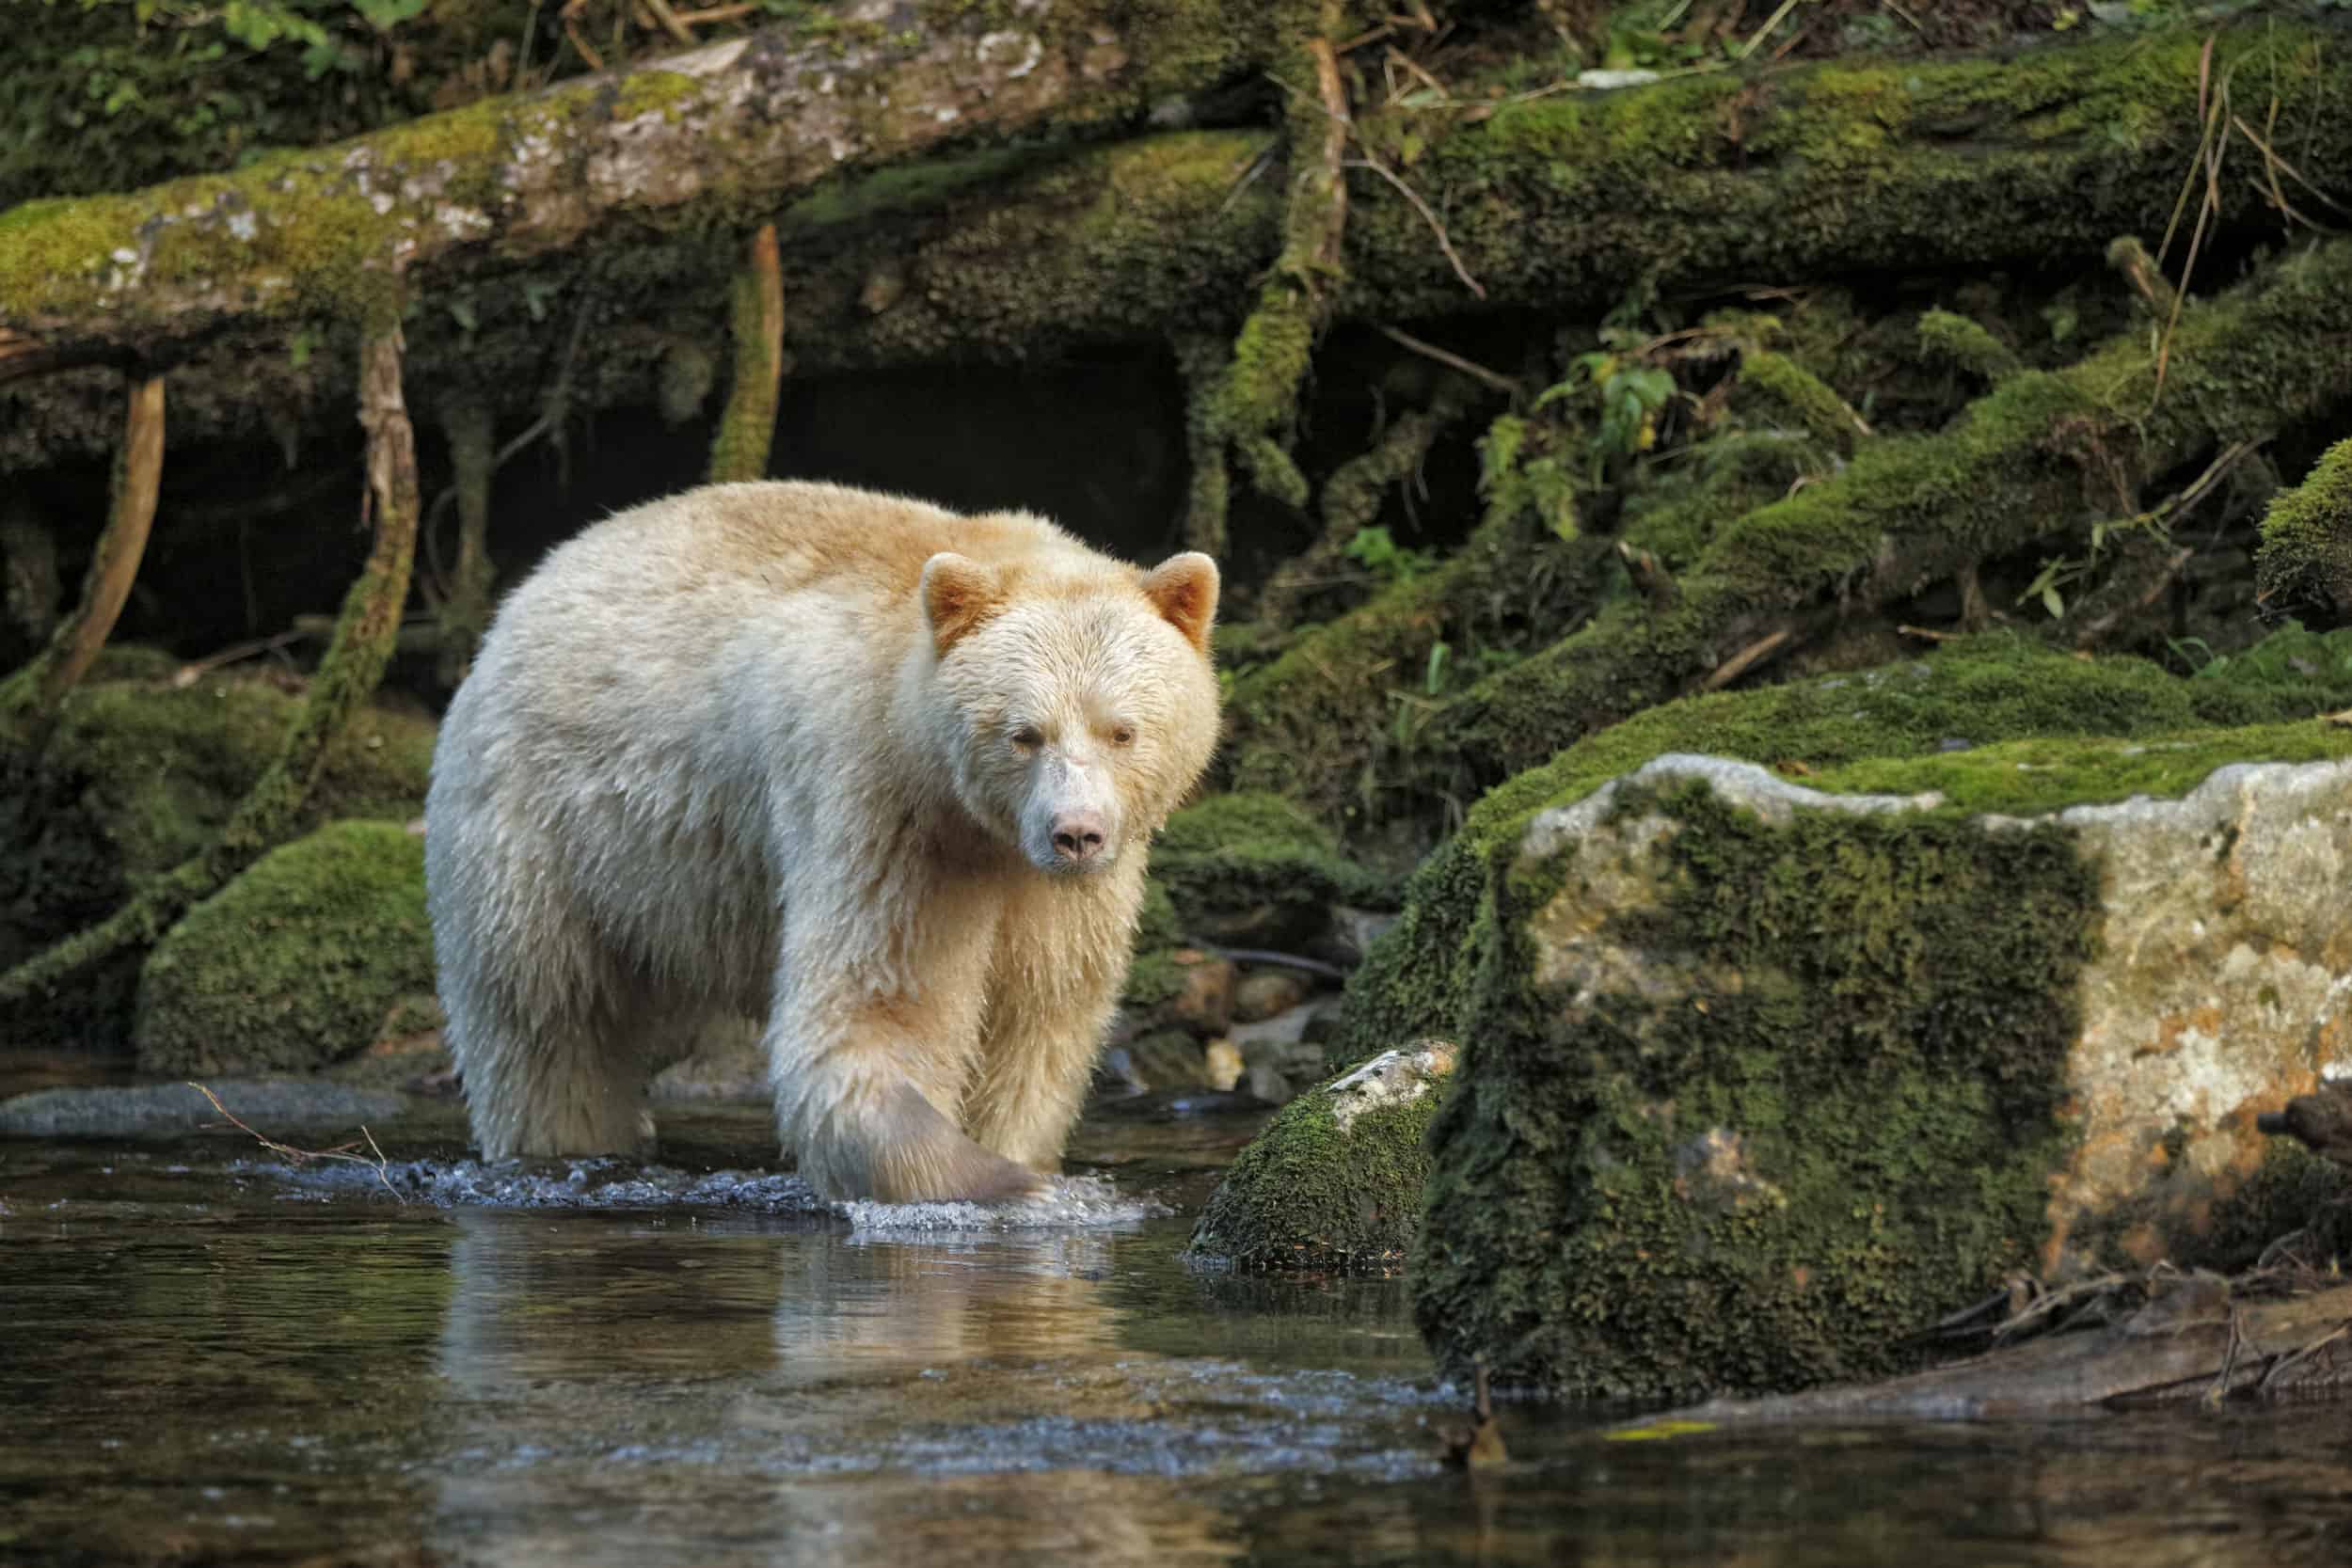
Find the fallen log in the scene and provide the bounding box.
[1653,1275,2352,1422]
[7,23,2348,470]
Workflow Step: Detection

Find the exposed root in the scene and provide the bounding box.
[1256,372,1480,626]
[435,396,497,688]
[707,222,786,484]
[0,330,421,1009]
[1204,14,1353,514]
[1173,333,1232,559]
[0,371,164,743]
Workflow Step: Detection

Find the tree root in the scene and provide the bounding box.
[0,331,421,1009]
[707,222,786,484]
[1173,333,1233,560]
[1255,372,1480,626]
[434,396,496,689]
[1204,16,1353,514]
[0,371,164,744]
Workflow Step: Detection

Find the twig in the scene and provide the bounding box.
[1342,157,1486,299]
[640,0,698,46]
[1698,626,1793,692]
[2257,1320,2349,1396]
[1738,0,1804,61]
[1373,325,1518,395]
[171,626,314,686]
[187,1083,405,1204]
[1199,945,1352,982]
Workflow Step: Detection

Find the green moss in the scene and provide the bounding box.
[0,668,433,1043]
[1816,722,2352,816]
[1149,791,1396,947]
[133,820,433,1077]
[1738,350,1867,454]
[1334,627,2352,1069]
[1411,777,2099,1401]
[1915,309,2023,383]
[1434,235,2352,788]
[1221,507,1609,826]
[1186,1070,1445,1272]
[777,146,1045,231]
[2255,435,2352,629]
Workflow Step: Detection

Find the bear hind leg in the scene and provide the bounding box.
[447,986,659,1161]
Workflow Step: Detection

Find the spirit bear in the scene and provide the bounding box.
[423,481,1221,1202]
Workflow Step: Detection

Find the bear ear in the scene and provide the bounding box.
[920,552,1006,656]
[1140,551,1219,655]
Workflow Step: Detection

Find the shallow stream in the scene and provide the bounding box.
[6,1068,2352,1567]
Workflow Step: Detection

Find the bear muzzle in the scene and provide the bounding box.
[1049,808,1110,867]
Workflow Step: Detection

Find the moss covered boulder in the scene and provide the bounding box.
[1147,791,1396,950]
[0,665,436,1042]
[1411,739,2352,1404]
[133,820,436,1078]
[1187,1040,1455,1272]
[2255,435,2352,630]
[1336,626,2352,1070]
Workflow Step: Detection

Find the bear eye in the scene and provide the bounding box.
[1011,725,1044,751]
[1110,725,1136,748]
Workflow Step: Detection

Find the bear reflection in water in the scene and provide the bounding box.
[425,1209,1241,1566]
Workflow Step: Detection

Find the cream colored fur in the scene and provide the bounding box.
[424,480,1222,1201]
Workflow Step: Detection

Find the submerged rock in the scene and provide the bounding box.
[1409,742,2352,1403]
[0,1078,408,1139]
[1185,1040,1454,1271]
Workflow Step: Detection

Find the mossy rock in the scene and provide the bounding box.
[1147,791,1397,949]
[1334,625,2352,1071]
[1408,736,2352,1403]
[1187,1041,1454,1273]
[134,820,435,1077]
[0,665,435,1044]
[2255,435,2352,630]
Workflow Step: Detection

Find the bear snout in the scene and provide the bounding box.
[1049,809,1109,865]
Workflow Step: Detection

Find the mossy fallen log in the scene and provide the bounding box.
[8,22,2349,469]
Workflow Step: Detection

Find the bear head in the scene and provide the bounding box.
[920,547,1221,878]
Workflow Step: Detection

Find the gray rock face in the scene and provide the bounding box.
[0,1080,409,1139]
[1413,745,2352,1402]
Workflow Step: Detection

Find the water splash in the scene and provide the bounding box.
[236,1156,1165,1227]
[839,1173,1168,1234]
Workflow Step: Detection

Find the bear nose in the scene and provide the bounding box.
[1051,811,1108,863]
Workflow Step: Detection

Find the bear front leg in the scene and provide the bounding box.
[963,957,1124,1177]
[765,943,1047,1205]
